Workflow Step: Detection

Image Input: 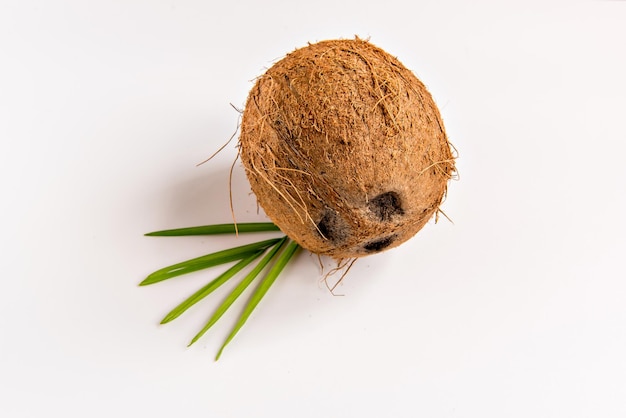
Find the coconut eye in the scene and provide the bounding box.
[367,192,404,222]
[363,236,396,253]
[316,208,349,243]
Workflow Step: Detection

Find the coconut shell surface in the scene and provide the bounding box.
[239,38,455,259]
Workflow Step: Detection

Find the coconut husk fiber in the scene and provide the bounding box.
[239,38,455,259]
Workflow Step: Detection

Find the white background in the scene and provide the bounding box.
[2,1,625,417]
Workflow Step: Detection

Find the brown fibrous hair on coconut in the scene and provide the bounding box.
[239,37,456,259]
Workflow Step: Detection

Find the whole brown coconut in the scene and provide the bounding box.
[239,38,455,259]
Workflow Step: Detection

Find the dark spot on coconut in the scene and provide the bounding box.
[368,192,404,222]
[316,208,349,244]
[363,236,395,253]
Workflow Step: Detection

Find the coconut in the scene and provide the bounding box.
[239,38,455,259]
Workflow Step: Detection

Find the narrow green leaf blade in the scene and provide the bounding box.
[188,237,289,347]
[189,237,287,346]
[145,223,280,236]
[140,238,281,286]
[160,250,264,324]
[215,240,301,360]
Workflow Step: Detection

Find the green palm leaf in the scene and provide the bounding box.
[160,250,265,324]
[145,223,280,236]
[215,239,300,360]
[188,237,289,346]
[140,238,281,286]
